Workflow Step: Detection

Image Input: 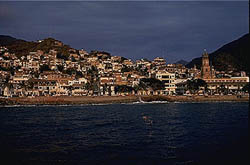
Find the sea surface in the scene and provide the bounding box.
[0,102,248,165]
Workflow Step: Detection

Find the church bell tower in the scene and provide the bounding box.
[201,50,211,79]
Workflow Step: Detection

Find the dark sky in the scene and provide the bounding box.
[0,1,248,63]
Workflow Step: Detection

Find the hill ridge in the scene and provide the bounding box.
[186,33,249,73]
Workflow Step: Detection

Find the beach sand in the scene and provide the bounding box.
[0,95,248,105]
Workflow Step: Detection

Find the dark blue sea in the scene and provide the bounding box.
[0,102,248,165]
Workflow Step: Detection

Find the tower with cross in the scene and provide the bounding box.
[201,50,212,79]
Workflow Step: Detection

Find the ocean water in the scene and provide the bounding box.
[0,102,248,165]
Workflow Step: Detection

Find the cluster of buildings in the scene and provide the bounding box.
[0,40,249,97]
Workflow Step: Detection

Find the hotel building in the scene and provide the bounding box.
[156,70,176,95]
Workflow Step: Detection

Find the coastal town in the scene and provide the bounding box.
[0,38,249,99]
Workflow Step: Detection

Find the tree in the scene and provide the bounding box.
[242,83,249,93]
[218,84,227,94]
[115,85,134,94]
[196,79,207,89]
[75,71,83,78]
[56,53,68,60]
[65,68,74,75]
[57,65,64,72]
[63,68,82,78]
[84,82,91,90]
[121,65,133,72]
[187,78,207,94]
[40,64,51,72]
[71,56,76,62]
[140,78,165,91]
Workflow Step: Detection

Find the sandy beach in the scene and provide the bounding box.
[0,95,248,105]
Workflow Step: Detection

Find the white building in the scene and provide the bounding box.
[204,77,249,94]
[156,71,176,95]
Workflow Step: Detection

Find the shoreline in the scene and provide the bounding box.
[0,95,248,106]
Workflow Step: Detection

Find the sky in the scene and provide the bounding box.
[0,1,248,63]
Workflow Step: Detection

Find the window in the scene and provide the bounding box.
[162,75,169,79]
[163,80,170,83]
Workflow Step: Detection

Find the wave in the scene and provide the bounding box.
[1,100,246,108]
[122,101,169,105]
[0,104,36,108]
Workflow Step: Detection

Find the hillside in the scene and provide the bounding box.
[0,35,25,46]
[175,59,188,65]
[0,36,74,58]
[186,33,249,73]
